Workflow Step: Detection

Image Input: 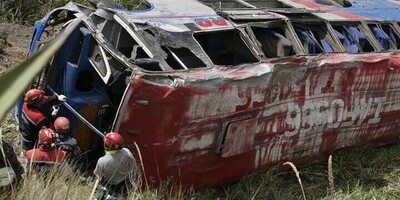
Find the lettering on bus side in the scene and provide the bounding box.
[282,96,385,137]
[187,66,397,133]
[183,61,400,168]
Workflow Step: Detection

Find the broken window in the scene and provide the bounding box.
[45,25,89,91]
[383,24,400,49]
[88,41,131,106]
[293,26,334,54]
[88,41,128,84]
[47,9,77,26]
[251,26,295,58]
[333,25,374,53]
[162,46,206,70]
[368,24,398,50]
[134,59,165,71]
[89,42,109,79]
[101,20,150,59]
[194,29,258,65]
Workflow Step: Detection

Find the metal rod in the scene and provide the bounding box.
[165,46,188,69]
[235,0,257,8]
[47,86,105,138]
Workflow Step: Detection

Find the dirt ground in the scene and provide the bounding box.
[0,22,33,154]
[0,22,32,74]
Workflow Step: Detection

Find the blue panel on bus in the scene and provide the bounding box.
[320,0,400,20]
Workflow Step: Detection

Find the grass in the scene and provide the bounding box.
[191,144,400,200]
[14,170,92,200]
[1,86,400,199]
[2,0,400,199]
[4,123,400,200]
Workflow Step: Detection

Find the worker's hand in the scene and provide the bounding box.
[58,94,67,102]
[51,106,60,117]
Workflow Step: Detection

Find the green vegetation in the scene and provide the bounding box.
[2,142,400,199]
[0,0,87,25]
[1,1,400,199]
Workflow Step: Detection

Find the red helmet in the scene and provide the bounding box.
[54,117,70,135]
[39,127,56,145]
[103,132,124,150]
[25,89,44,105]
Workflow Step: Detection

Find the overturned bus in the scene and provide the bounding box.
[14,0,400,189]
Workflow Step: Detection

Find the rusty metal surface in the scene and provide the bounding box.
[114,52,400,188]
[25,0,400,189]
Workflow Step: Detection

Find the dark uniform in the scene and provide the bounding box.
[25,127,71,177]
[19,94,62,150]
[54,134,81,158]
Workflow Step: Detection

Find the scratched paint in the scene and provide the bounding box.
[98,0,400,189]
[252,64,393,166]
[180,133,214,152]
[24,0,400,191]
[115,53,400,189]
[186,85,252,119]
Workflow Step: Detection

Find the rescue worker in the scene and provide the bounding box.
[25,127,69,175]
[53,116,81,158]
[94,132,136,199]
[19,89,67,151]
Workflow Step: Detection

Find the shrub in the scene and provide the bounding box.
[0,0,89,25]
[0,0,143,25]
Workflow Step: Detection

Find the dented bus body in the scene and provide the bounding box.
[16,0,400,189]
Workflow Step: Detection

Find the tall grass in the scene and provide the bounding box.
[284,161,306,200]
[4,155,192,200]
[5,143,400,199]
[15,167,92,200]
[0,151,377,200]
[2,1,400,199]
[328,155,336,199]
[188,144,400,200]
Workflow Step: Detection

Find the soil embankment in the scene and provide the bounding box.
[0,22,32,190]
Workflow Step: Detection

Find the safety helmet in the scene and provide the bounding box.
[54,117,70,135]
[25,89,44,105]
[103,132,124,150]
[39,127,56,145]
